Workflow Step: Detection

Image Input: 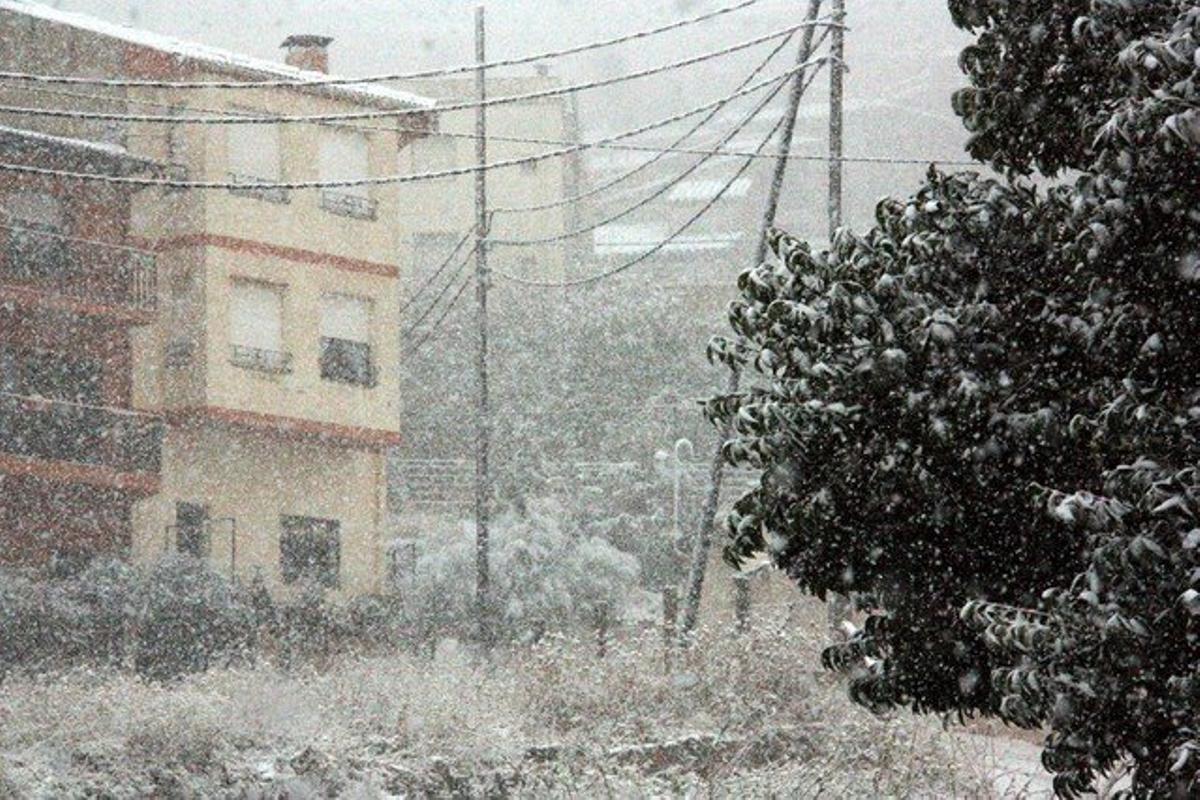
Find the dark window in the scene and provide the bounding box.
[280,515,340,588]
[175,501,209,558]
[320,337,375,387]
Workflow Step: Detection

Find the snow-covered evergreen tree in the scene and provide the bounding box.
[708,1,1199,795]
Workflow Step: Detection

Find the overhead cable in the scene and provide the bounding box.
[0,26,807,125]
[0,61,822,189]
[399,227,475,316]
[487,59,822,247]
[490,24,811,216]
[0,0,817,90]
[490,88,790,288]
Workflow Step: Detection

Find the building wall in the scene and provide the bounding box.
[0,6,430,590]
[132,424,387,595]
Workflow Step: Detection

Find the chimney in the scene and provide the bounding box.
[281,34,334,74]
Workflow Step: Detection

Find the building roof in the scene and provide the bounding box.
[0,123,161,174]
[0,1,436,111]
[593,223,744,256]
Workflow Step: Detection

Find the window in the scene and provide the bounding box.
[229,281,291,373]
[175,502,209,558]
[319,128,376,219]
[320,294,375,386]
[280,515,340,588]
[227,121,287,202]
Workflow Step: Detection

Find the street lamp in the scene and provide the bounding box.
[672,438,694,541]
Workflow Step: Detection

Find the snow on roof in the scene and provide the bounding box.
[0,122,162,174]
[0,1,436,111]
[0,122,129,158]
[667,177,754,203]
[593,223,744,256]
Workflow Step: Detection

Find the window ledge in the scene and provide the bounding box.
[228,173,290,204]
[319,189,378,221]
[230,345,293,374]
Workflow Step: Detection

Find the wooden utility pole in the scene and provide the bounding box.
[828,0,845,240]
[679,0,826,642]
[473,4,493,646]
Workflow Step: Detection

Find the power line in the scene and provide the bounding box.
[488,54,814,247]
[0,61,822,189]
[491,92,790,288]
[405,273,473,357]
[398,227,475,316]
[0,25,806,126]
[8,73,974,168]
[0,0,815,90]
[401,245,476,336]
[490,24,812,216]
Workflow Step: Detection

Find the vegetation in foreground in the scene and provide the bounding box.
[0,603,999,799]
[708,1,1200,796]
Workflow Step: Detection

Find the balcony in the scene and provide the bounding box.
[228,173,290,204]
[0,225,157,316]
[0,392,163,476]
[230,344,293,374]
[320,189,377,221]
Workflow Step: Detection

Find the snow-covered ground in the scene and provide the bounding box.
[0,610,1005,798]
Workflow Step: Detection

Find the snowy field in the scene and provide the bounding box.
[0,607,1011,798]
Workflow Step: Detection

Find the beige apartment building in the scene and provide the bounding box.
[0,2,438,594]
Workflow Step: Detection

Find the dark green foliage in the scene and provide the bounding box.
[134,556,255,680]
[707,1,1200,795]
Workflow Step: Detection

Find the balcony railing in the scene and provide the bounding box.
[228,173,290,204]
[319,189,378,221]
[0,392,163,474]
[0,225,157,313]
[230,344,293,374]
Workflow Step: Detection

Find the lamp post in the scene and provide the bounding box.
[672,438,694,540]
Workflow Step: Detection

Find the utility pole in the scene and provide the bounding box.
[473,4,493,647]
[679,0,826,642]
[828,0,845,240]
[826,0,852,637]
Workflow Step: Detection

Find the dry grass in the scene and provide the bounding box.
[0,601,1002,798]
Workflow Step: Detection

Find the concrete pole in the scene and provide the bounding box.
[473,4,493,647]
[679,0,826,643]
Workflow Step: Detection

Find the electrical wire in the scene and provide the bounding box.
[490,82,791,288]
[490,24,815,216]
[0,0,815,90]
[399,227,474,315]
[0,25,807,126]
[402,246,475,336]
[405,273,473,357]
[0,60,822,189]
[487,57,818,247]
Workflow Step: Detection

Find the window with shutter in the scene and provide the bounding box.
[319,128,375,218]
[229,282,291,373]
[319,294,374,386]
[227,121,287,202]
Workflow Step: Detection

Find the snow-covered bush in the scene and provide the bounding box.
[0,568,88,677]
[404,498,641,642]
[707,1,1200,795]
[134,556,255,680]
